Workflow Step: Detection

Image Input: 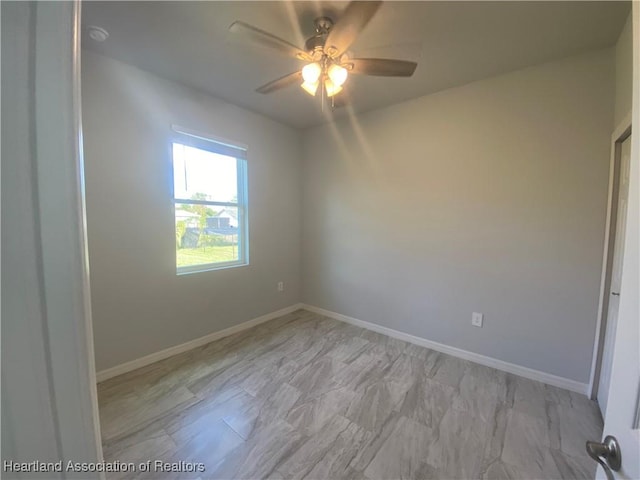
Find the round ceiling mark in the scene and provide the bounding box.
[87,26,109,42]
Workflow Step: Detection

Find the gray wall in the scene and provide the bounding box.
[614,13,633,126]
[301,49,614,383]
[82,52,302,371]
[85,46,618,383]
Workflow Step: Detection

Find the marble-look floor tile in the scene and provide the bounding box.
[555,403,603,459]
[325,335,373,364]
[363,416,433,480]
[209,419,305,480]
[103,431,176,467]
[333,353,388,392]
[481,459,528,480]
[568,390,603,420]
[100,386,197,442]
[501,409,550,476]
[299,421,373,480]
[98,310,603,480]
[349,412,402,472]
[289,355,345,401]
[324,323,368,349]
[545,383,574,407]
[468,363,508,396]
[510,376,548,419]
[345,381,408,433]
[98,351,196,401]
[160,419,245,480]
[383,353,429,389]
[481,447,595,480]
[546,448,596,479]
[223,382,301,439]
[290,335,338,368]
[403,343,438,364]
[240,358,299,397]
[276,415,354,479]
[102,420,168,463]
[186,359,255,398]
[286,385,357,436]
[426,405,490,479]
[452,367,500,423]
[498,373,518,408]
[110,435,176,480]
[429,354,469,388]
[414,462,439,480]
[398,377,455,428]
[480,401,510,472]
[159,387,248,435]
[360,330,408,362]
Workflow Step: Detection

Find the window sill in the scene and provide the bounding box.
[177,260,248,275]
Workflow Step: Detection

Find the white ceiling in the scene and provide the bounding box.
[82,1,629,129]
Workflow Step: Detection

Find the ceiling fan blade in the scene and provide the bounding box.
[256,71,302,94]
[229,21,311,61]
[347,58,417,77]
[324,1,382,58]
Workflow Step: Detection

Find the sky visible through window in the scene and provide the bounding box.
[173,143,237,202]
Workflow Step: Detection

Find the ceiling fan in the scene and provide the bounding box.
[228,1,417,106]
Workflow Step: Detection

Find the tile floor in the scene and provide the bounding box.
[98,309,603,479]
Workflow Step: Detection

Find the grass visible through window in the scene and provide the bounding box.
[176,245,239,268]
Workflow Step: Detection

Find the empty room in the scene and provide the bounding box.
[2,1,639,480]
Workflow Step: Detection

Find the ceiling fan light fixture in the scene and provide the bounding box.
[233,1,417,108]
[324,78,343,97]
[302,62,322,83]
[327,64,348,87]
[301,80,319,96]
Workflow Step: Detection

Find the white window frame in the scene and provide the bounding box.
[172,126,249,274]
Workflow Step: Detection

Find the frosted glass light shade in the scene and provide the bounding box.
[328,64,348,87]
[324,78,343,97]
[301,80,319,96]
[302,63,322,83]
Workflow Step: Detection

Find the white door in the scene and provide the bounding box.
[598,135,632,415]
[591,9,639,479]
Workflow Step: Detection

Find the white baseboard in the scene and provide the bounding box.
[301,304,590,395]
[96,303,304,383]
[96,301,589,395]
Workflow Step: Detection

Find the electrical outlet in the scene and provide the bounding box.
[277,281,284,292]
[472,312,483,328]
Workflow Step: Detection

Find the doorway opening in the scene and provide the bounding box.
[590,119,632,414]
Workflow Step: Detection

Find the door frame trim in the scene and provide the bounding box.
[72,0,105,461]
[588,113,632,401]
[35,0,104,465]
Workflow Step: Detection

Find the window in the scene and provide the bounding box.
[172,128,248,274]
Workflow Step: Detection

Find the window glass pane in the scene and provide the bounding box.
[175,204,240,268]
[173,143,238,203]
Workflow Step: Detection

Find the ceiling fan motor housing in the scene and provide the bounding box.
[305,34,327,53]
[305,16,334,54]
[314,16,334,34]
